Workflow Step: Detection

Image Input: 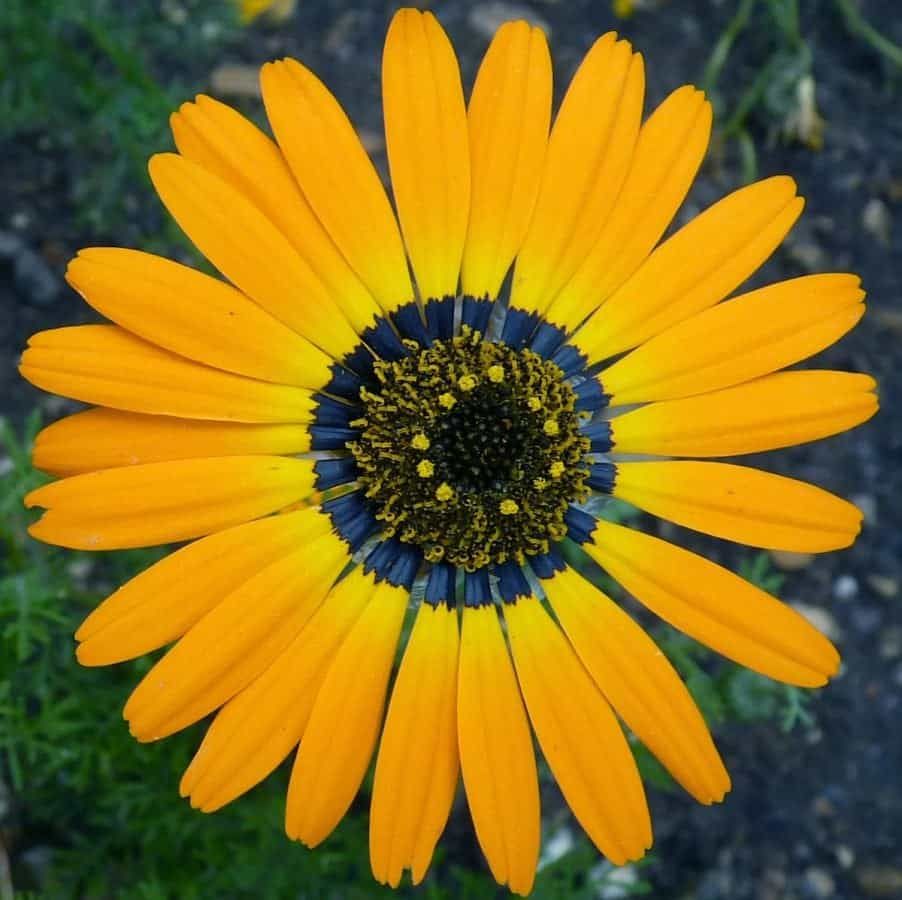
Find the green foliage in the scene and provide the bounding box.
[0,0,237,241]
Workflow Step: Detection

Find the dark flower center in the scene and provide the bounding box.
[350,327,590,571]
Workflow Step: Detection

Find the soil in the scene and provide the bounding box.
[2,1,900,897]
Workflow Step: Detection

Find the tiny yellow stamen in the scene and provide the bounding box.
[435,482,454,502]
[417,459,435,478]
[487,364,505,383]
[411,433,430,450]
[499,498,520,515]
[543,419,560,436]
[458,374,478,392]
[527,396,542,412]
[549,461,565,479]
[439,392,457,409]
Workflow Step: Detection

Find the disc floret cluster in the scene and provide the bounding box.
[350,325,590,570]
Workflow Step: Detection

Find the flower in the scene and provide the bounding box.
[237,0,296,25]
[20,7,877,896]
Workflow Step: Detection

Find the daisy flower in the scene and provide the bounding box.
[21,8,877,895]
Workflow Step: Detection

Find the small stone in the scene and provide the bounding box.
[358,130,385,155]
[833,574,859,601]
[835,845,855,870]
[792,604,842,641]
[851,493,878,526]
[0,230,24,258]
[468,4,551,40]
[538,826,573,869]
[770,550,815,571]
[209,64,261,98]
[10,211,30,230]
[866,574,898,599]
[787,241,826,272]
[804,867,835,898]
[861,197,892,245]
[878,625,902,660]
[856,865,902,897]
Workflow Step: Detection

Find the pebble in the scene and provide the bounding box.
[878,625,902,660]
[792,603,842,641]
[538,826,573,868]
[851,493,878,526]
[0,230,60,306]
[770,550,814,571]
[833,574,859,601]
[861,197,892,245]
[804,867,836,898]
[468,3,551,40]
[866,574,898,599]
[835,845,855,870]
[209,64,261,98]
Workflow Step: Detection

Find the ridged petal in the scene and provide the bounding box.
[25,455,316,550]
[261,58,414,311]
[613,461,863,552]
[461,20,551,300]
[75,510,329,665]
[180,568,375,812]
[510,33,644,315]
[33,408,310,477]
[171,95,381,333]
[602,274,865,404]
[383,9,469,301]
[610,370,878,457]
[547,86,711,329]
[148,153,360,359]
[576,176,804,362]
[457,605,539,897]
[505,595,652,864]
[20,326,317,422]
[123,527,348,740]
[370,603,459,888]
[587,520,841,687]
[66,248,332,386]
[286,582,408,847]
[543,568,729,804]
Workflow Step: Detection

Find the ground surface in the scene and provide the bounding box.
[2,1,901,898]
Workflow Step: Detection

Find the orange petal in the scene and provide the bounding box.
[149,153,360,359]
[457,604,539,896]
[286,581,408,847]
[543,568,730,804]
[20,325,317,422]
[462,21,552,300]
[25,455,316,550]
[66,248,332,387]
[181,567,375,812]
[261,58,414,312]
[76,509,330,665]
[613,461,863,552]
[610,370,878,457]
[123,526,348,740]
[547,85,712,329]
[383,9,469,301]
[370,602,459,887]
[33,408,310,477]
[510,33,644,315]
[587,519,841,687]
[576,176,804,362]
[602,274,865,404]
[505,595,652,863]
[171,94,381,334]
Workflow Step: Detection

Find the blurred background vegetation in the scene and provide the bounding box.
[1,1,900,898]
